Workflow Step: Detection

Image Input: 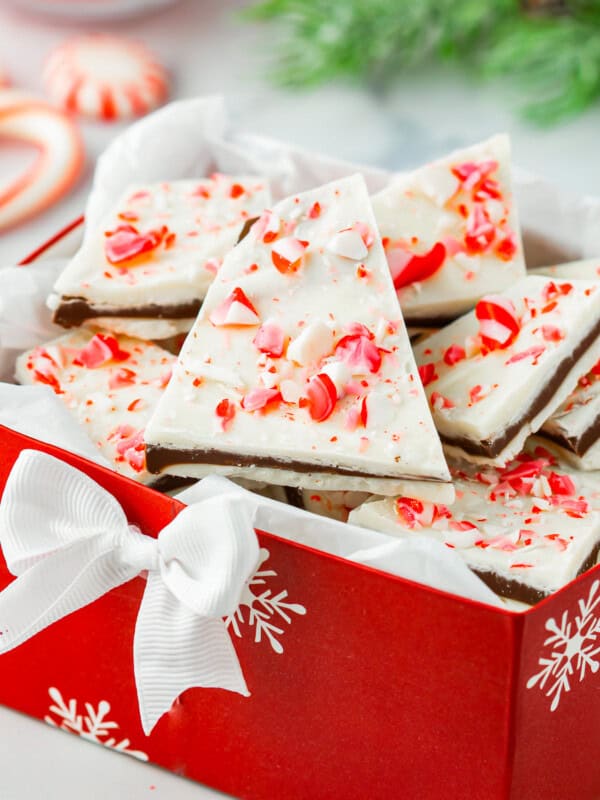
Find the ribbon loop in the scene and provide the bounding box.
[0,450,260,735]
[158,496,259,619]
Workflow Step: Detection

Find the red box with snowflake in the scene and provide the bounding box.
[0,427,599,800]
[1,222,599,800]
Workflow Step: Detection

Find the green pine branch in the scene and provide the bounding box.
[245,0,600,124]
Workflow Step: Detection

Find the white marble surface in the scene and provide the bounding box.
[1,1,600,797]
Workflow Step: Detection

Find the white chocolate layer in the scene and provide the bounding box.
[16,329,175,484]
[83,316,195,341]
[350,447,600,599]
[530,258,600,281]
[145,174,451,494]
[54,175,271,310]
[412,276,600,466]
[372,134,525,321]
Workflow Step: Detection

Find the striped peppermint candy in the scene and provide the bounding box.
[475,294,520,351]
[43,34,169,121]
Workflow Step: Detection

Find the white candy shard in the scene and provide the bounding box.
[287,321,335,366]
[327,228,369,260]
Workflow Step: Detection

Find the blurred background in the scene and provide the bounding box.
[1,0,600,264]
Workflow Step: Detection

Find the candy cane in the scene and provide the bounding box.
[0,91,84,231]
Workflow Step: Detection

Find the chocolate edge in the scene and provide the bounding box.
[441,315,600,459]
[144,443,448,484]
[540,412,600,458]
[53,297,203,329]
[473,539,600,606]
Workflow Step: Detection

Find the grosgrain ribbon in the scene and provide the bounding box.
[0,450,260,735]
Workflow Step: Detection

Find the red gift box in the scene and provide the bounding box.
[1,221,599,800]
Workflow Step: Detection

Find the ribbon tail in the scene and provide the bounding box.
[134,572,249,737]
[0,538,137,653]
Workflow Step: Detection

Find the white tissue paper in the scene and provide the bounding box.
[3,94,600,611]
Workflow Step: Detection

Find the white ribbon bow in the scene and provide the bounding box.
[0,450,260,735]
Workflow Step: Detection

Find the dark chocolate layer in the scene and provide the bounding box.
[145,443,448,484]
[54,297,202,329]
[148,473,194,493]
[540,411,600,457]
[473,539,600,606]
[442,316,600,459]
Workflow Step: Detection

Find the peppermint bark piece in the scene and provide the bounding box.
[51,175,271,339]
[145,174,452,499]
[539,359,600,470]
[16,329,176,486]
[413,276,600,466]
[349,447,600,605]
[372,135,525,327]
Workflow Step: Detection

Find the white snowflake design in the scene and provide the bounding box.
[526,579,600,711]
[226,547,306,654]
[44,686,148,760]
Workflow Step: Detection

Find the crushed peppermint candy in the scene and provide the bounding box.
[144,173,450,494]
[16,329,176,485]
[371,135,525,323]
[413,274,600,467]
[349,444,600,602]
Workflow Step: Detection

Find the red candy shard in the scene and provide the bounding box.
[209,287,260,327]
[430,391,455,410]
[547,472,576,496]
[241,387,282,412]
[388,241,447,290]
[308,202,321,219]
[495,233,517,261]
[108,367,136,389]
[394,496,424,528]
[542,280,573,302]
[443,344,466,366]
[335,332,381,374]
[110,426,146,473]
[452,159,498,190]
[465,205,495,254]
[253,323,285,358]
[104,223,165,265]
[475,294,520,351]
[230,183,244,198]
[505,345,545,365]
[469,384,484,404]
[215,398,236,431]
[449,520,478,532]
[418,363,438,387]
[253,209,281,243]
[306,373,337,422]
[541,325,564,342]
[75,333,130,368]
[271,237,308,274]
[32,365,61,393]
[359,395,368,427]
